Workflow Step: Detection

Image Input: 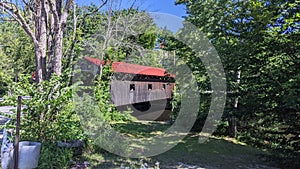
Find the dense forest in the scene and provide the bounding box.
[175,0,299,149]
[0,0,299,168]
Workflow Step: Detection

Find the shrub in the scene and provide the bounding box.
[38,142,73,169]
[1,74,86,168]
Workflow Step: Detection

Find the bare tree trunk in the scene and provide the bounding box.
[41,0,48,79]
[34,46,43,83]
[53,26,63,76]
[229,113,237,138]
[173,50,176,66]
[98,7,113,81]
[34,0,47,83]
[47,5,55,79]
[229,68,241,138]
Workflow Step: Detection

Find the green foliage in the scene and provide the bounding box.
[38,142,73,169]
[1,74,86,167]
[72,63,136,158]
[177,0,300,156]
[170,88,181,123]
[23,76,84,142]
[158,31,212,131]
[0,21,35,97]
[74,92,133,158]
[137,30,158,49]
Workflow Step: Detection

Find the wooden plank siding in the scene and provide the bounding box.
[111,80,174,106]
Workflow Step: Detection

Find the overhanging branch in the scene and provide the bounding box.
[0,1,38,45]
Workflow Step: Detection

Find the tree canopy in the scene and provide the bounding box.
[176,0,299,151]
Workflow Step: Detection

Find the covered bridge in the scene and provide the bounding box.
[82,57,175,108]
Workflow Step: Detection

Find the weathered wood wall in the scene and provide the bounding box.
[111,80,174,106]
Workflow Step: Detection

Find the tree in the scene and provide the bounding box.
[0,0,109,83]
[0,21,35,96]
[81,2,158,80]
[176,0,299,152]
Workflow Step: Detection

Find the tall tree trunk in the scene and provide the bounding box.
[229,69,241,138]
[34,46,42,83]
[52,26,63,76]
[34,0,47,83]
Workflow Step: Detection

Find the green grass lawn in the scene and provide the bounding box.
[81,121,295,169]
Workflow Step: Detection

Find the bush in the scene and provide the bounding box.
[38,142,73,169]
[2,66,136,167]
[1,74,86,168]
[73,68,135,158]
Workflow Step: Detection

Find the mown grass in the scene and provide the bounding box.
[81,121,295,169]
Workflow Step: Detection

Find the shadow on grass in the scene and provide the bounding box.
[83,121,296,169]
[152,136,279,169]
[111,121,170,138]
[260,149,300,169]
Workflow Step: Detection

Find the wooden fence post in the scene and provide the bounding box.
[14,96,21,169]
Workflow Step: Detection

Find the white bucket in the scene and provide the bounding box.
[17,141,41,169]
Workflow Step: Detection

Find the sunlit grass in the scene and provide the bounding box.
[82,121,282,169]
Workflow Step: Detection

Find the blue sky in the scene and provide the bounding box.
[138,0,186,18]
[76,0,187,18]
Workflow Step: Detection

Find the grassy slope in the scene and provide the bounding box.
[82,121,290,169]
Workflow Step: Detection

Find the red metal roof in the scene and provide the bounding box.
[83,56,175,78]
[83,56,105,66]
